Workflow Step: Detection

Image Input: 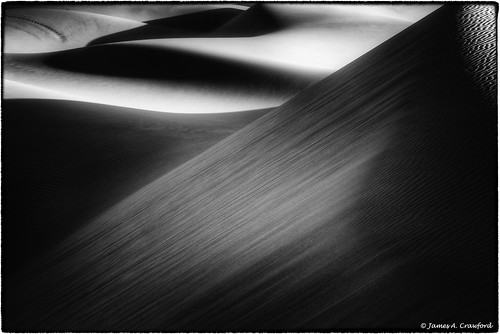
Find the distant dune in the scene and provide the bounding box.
[3,4,496,331]
[3,8,144,53]
[3,4,437,113]
[2,99,268,273]
[214,3,417,36]
[4,44,320,113]
[88,8,245,45]
[88,4,431,72]
[5,3,250,21]
[144,8,244,31]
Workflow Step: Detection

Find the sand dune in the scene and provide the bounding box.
[145,8,244,32]
[210,3,286,37]
[3,7,144,53]
[6,3,250,22]
[88,8,244,45]
[91,4,434,72]
[90,4,435,48]
[4,4,437,113]
[2,99,268,273]
[215,3,416,34]
[3,4,496,331]
[4,79,82,100]
[4,44,320,113]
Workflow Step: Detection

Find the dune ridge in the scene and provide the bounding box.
[211,3,283,37]
[3,4,496,331]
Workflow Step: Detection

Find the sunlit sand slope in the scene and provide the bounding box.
[3,8,144,53]
[3,5,497,331]
[2,99,268,273]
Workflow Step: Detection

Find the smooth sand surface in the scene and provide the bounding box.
[3,8,144,53]
[3,4,496,331]
[4,79,82,100]
[2,99,269,273]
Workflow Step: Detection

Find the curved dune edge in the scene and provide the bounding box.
[4,44,326,114]
[3,4,496,331]
[4,79,83,100]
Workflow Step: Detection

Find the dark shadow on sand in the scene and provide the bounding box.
[43,42,314,94]
[87,5,282,46]
[2,99,269,274]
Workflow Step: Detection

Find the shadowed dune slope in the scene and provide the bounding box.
[85,3,440,47]
[42,43,314,87]
[210,3,283,37]
[5,43,321,113]
[145,8,244,31]
[88,8,245,46]
[87,25,191,47]
[3,4,497,331]
[2,99,269,273]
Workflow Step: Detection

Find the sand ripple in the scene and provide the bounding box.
[458,5,497,108]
